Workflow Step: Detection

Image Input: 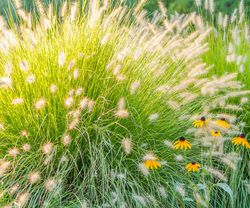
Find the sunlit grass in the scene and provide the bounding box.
[0,0,249,207]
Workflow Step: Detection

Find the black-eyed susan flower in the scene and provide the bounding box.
[232,134,250,148]
[193,116,209,128]
[173,137,192,150]
[143,153,161,170]
[216,118,230,129]
[211,130,221,137]
[144,160,161,170]
[185,162,201,172]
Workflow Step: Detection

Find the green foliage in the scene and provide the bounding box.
[1,0,250,18]
[143,0,250,16]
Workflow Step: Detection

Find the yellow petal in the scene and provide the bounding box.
[174,143,180,150]
[153,162,157,169]
[144,161,149,169]
[186,142,191,149]
[156,163,160,169]
[246,142,250,149]
[149,161,154,169]
[180,143,184,149]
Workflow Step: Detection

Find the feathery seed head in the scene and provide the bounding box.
[12,98,24,105]
[41,142,53,155]
[0,77,12,89]
[206,167,228,182]
[45,178,57,192]
[73,69,79,79]
[21,130,28,137]
[175,154,184,161]
[68,60,75,70]
[58,52,66,66]
[62,134,72,146]
[15,192,30,207]
[75,88,84,96]
[8,184,19,195]
[175,184,186,197]
[121,138,133,154]
[130,81,141,95]
[148,113,159,121]
[138,163,149,176]
[50,84,58,93]
[8,147,20,157]
[28,171,41,184]
[164,140,173,148]
[115,109,129,118]
[195,0,202,7]
[143,153,157,161]
[0,123,4,130]
[19,60,29,72]
[0,160,11,176]
[22,143,31,151]
[35,98,46,110]
[26,75,36,83]
[5,62,12,75]
[87,100,95,112]
[65,97,74,108]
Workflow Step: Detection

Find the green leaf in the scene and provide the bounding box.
[183,197,194,202]
[215,183,233,203]
[197,183,206,190]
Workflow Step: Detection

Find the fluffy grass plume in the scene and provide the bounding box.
[0,0,249,207]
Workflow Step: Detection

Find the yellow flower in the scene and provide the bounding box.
[173,137,192,150]
[211,130,221,137]
[216,118,230,128]
[193,117,209,128]
[232,134,250,148]
[143,153,161,170]
[186,162,201,172]
[144,160,161,170]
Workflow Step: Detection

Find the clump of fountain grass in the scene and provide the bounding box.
[0,0,249,207]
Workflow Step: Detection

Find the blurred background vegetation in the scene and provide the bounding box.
[144,0,250,15]
[0,0,250,18]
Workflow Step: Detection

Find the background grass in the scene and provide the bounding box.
[1,0,250,17]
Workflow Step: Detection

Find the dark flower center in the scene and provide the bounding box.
[200,117,206,121]
[191,162,196,165]
[240,134,245,138]
[215,131,218,134]
[220,118,226,121]
[179,136,186,141]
